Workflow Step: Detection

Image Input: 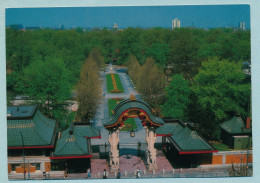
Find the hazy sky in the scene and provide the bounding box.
[6,5,250,29]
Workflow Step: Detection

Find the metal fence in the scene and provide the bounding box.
[9,167,253,180]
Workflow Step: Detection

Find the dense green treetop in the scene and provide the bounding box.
[6,27,250,78]
[161,74,191,120]
[18,57,72,121]
[192,57,250,122]
[145,43,170,67]
[137,58,165,108]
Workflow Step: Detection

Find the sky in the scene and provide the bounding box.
[6,5,250,29]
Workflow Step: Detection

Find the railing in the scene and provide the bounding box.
[9,167,253,180]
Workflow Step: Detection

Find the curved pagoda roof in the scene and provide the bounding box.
[103,95,164,128]
[7,105,57,148]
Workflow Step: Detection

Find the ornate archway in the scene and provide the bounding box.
[103,95,164,172]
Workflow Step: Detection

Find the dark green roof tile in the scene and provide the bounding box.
[54,132,89,156]
[7,105,37,119]
[156,123,178,135]
[220,116,251,134]
[158,123,215,152]
[61,124,100,138]
[74,125,100,138]
[171,127,214,151]
[7,109,56,147]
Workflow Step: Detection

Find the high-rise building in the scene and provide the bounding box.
[113,23,118,29]
[239,22,246,30]
[172,18,181,29]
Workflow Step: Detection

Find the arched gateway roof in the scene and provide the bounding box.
[103,95,164,128]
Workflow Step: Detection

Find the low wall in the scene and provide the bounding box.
[201,150,252,165]
[8,156,51,174]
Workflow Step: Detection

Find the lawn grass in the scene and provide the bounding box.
[108,98,137,131]
[121,118,137,131]
[106,74,124,93]
[108,98,122,116]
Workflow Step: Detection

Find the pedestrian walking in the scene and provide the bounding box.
[43,171,46,179]
[103,169,107,179]
[64,168,68,179]
[86,168,91,178]
[117,169,121,179]
[136,168,140,178]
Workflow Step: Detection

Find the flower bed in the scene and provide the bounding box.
[106,74,124,93]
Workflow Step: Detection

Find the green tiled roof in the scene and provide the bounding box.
[7,109,56,147]
[62,124,100,138]
[74,125,100,137]
[157,122,215,152]
[54,132,89,156]
[7,105,37,119]
[156,123,178,135]
[104,98,164,127]
[170,127,214,151]
[220,116,252,134]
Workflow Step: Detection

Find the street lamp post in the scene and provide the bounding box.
[20,132,26,180]
[27,160,31,179]
[90,119,93,126]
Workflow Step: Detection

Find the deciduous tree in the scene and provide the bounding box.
[161,74,191,120]
[87,47,105,69]
[19,57,72,121]
[75,53,102,122]
[126,54,141,84]
[137,58,165,108]
[191,57,250,138]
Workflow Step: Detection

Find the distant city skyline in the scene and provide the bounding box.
[6,5,250,29]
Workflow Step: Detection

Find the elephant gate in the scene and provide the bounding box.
[103,95,165,172]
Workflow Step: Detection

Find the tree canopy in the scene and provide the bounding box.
[126,54,141,84]
[161,74,191,120]
[18,57,72,122]
[75,50,102,122]
[137,58,165,108]
[191,57,250,138]
[6,27,251,139]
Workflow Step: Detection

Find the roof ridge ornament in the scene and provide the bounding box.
[130,94,136,101]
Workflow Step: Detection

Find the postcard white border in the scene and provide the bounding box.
[0,0,259,183]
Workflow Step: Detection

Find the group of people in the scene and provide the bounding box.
[136,168,141,178]
[103,168,121,179]
[64,167,142,179]
[89,168,141,179]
